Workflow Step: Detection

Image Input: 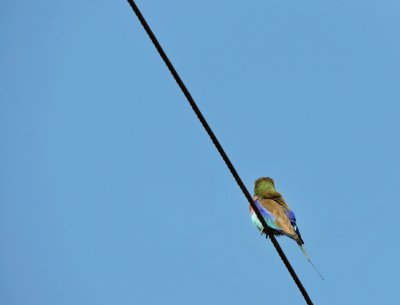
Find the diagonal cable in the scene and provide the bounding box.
[126,1,314,304]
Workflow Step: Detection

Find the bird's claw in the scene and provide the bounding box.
[261,229,269,239]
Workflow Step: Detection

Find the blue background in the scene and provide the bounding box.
[1,1,399,304]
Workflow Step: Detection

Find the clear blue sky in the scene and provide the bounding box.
[1,1,399,304]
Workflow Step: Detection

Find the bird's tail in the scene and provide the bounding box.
[299,245,324,280]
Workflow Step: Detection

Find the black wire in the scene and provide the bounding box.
[126,1,314,304]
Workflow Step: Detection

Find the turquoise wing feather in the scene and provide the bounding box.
[250,199,283,233]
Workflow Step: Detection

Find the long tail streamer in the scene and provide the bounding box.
[299,245,325,281]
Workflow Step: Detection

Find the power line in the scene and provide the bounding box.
[126,1,314,304]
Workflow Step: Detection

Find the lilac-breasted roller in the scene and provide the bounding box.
[249,177,324,279]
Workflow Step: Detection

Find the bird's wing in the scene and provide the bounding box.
[285,209,304,244]
[252,199,281,232]
[258,198,301,242]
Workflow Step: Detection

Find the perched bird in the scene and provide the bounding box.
[249,177,324,280]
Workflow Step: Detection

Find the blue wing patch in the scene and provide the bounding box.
[285,209,304,244]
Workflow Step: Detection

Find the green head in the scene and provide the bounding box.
[254,177,276,196]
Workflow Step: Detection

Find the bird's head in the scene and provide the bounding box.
[254,177,276,196]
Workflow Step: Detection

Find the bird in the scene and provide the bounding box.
[249,177,324,280]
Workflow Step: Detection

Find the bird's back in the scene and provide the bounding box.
[258,197,303,244]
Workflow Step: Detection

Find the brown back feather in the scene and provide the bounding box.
[258,197,301,244]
